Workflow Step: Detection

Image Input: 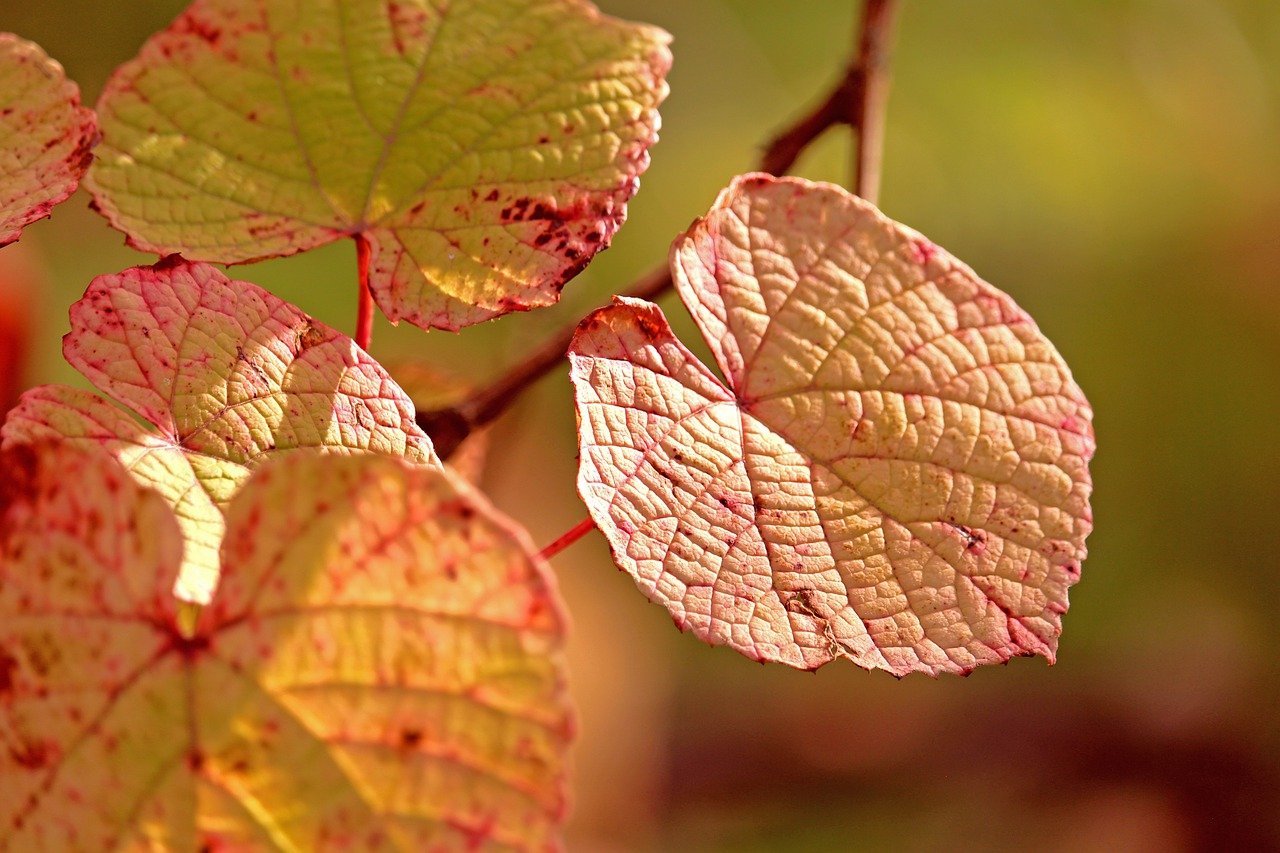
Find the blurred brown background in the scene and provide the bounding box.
[4,1,1279,849]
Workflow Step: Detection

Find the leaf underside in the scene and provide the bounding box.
[2,258,436,604]
[569,173,1095,677]
[87,0,672,331]
[0,442,571,850]
[0,33,97,246]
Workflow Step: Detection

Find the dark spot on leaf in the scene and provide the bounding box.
[153,254,186,272]
[399,728,423,749]
[173,13,222,44]
[0,444,39,519]
[168,632,212,661]
[9,739,52,769]
[945,521,985,552]
[0,648,18,695]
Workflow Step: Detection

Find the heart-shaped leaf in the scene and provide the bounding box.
[569,174,1095,676]
[2,258,435,604]
[86,0,672,331]
[0,442,571,849]
[0,33,97,246]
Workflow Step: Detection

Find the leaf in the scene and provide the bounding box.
[0,442,571,849]
[568,174,1095,677]
[0,33,97,246]
[86,0,672,331]
[2,258,436,604]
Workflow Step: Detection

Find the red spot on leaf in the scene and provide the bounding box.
[9,738,55,769]
[0,648,18,695]
[911,238,937,265]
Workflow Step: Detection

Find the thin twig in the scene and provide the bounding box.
[419,266,670,459]
[850,0,900,204]
[354,234,375,352]
[759,62,855,177]
[418,1,900,459]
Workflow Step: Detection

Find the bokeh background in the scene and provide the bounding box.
[4,1,1279,849]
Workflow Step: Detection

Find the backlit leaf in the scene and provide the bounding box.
[0,33,97,246]
[87,0,672,331]
[569,174,1095,676]
[2,258,436,604]
[0,442,571,849]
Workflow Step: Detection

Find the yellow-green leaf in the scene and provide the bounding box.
[0,443,571,849]
[87,0,671,331]
[569,174,1095,677]
[0,33,97,246]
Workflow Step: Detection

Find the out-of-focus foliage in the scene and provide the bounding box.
[0,444,571,849]
[3,0,1278,848]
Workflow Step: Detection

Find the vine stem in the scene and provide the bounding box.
[538,517,598,561]
[354,233,375,352]
[418,0,901,459]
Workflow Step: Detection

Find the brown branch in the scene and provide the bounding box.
[419,265,670,459]
[850,0,900,204]
[418,1,900,459]
[760,0,899,196]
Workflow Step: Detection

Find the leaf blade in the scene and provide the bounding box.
[3,258,437,603]
[0,34,97,246]
[1,447,572,849]
[87,0,671,330]
[570,174,1095,676]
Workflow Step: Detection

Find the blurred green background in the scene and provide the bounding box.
[3,0,1279,849]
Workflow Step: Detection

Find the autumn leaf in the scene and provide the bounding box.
[86,0,672,331]
[0,33,97,246]
[2,258,435,604]
[0,442,571,849]
[569,174,1095,677]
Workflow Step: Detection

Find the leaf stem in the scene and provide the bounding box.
[354,233,375,352]
[538,517,597,561]
[418,3,901,458]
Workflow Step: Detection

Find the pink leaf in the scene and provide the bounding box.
[569,174,1095,677]
[0,443,572,849]
[0,33,97,246]
[3,258,436,603]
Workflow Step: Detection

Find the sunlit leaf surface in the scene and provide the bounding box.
[0,33,97,246]
[570,174,1095,676]
[0,443,571,849]
[87,0,671,330]
[2,258,435,603]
